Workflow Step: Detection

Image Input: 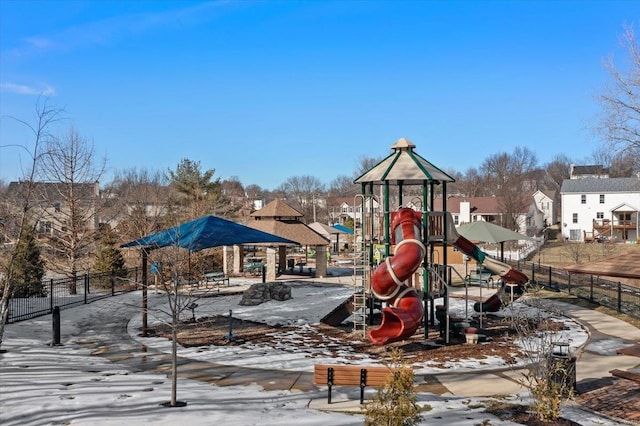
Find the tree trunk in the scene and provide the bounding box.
[171,310,178,406]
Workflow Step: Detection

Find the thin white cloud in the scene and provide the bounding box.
[24,37,56,50]
[0,82,56,96]
[10,1,236,56]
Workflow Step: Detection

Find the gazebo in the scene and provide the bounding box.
[246,199,330,280]
[308,222,350,253]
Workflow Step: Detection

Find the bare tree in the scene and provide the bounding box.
[595,23,640,157]
[244,184,264,200]
[328,175,359,197]
[543,154,573,192]
[141,238,221,407]
[38,126,106,293]
[510,286,576,422]
[277,175,326,223]
[220,176,247,218]
[354,155,384,177]
[458,167,488,197]
[482,147,539,230]
[106,168,171,258]
[562,241,590,263]
[609,150,640,177]
[0,99,64,347]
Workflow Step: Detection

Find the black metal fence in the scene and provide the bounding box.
[6,267,142,323]
[509,260,640,320]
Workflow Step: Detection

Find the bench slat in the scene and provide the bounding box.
[313,365,392,386]
[202,271,230,286]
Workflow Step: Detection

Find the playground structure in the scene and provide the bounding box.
[336,138,529,345]
[368,208,426,345]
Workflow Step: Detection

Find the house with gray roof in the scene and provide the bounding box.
[560,176,640,242]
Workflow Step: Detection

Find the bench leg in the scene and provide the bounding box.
[327,368,334,404]
[360,369,367,404]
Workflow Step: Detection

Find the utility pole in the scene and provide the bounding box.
[313,194,317,222]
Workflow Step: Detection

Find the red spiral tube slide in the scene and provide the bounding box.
[368,208,426,346]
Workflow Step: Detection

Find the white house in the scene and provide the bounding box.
[560,176,640,242]
[328,196,380,229]
[528,189,558,232]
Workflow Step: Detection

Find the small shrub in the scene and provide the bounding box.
[364,347,422,426]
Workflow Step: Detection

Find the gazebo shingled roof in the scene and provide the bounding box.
[248,219,329,246]
[248,199,329,246]
[251,199,303,218]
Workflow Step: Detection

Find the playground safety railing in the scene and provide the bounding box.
[6,267,142,323]
[506,259,640,320]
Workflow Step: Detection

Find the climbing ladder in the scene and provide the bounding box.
[351,193,377,338]
[351,289,367,337]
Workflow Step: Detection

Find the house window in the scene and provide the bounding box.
[572,213,578,224]
[596,212,604,219]
[37,221,52,234]
[581,195,586,204]
[599,194,605,204]
[454,215,459,225]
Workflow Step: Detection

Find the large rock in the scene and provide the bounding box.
[239,282,292,306]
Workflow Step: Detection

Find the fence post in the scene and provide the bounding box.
[590,275,594,303]
[111,273,115,296]
[548,267,552,289]
[52,306,61,346]
[531,264,535,283]
[84,273,88,304]
[617,282,622,313]
[50,279,54,313]
[567,273,571,294]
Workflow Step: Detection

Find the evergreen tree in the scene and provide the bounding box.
[94,227,126,286]
[12,226,46,298]
[365,347,422,426]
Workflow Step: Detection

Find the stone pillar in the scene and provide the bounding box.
[233,245,244,275]
[315,245,327,278]
[266,247,277,282]
[222,246,234,275]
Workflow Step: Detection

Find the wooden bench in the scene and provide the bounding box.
[202,271,230,287]
[313,364,393,404]
[610,368,640,383]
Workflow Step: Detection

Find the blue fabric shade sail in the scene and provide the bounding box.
[332,224,354,234]
[121,215,297,252]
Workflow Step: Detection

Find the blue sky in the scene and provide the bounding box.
[1,1,638,190]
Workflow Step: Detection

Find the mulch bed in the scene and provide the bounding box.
[146,314,592,425]
[146,314,571,369]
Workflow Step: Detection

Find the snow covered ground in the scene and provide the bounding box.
[0,280,627,426]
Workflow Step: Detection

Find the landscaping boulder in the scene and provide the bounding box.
[239,282,292,306]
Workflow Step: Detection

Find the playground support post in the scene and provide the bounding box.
[141,249,148,337]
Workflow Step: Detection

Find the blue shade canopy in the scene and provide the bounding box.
[332,224,354,234]
[121,215,298,252]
